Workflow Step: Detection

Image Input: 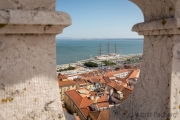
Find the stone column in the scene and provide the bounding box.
[0,0,71,120]
[110,0,180,120]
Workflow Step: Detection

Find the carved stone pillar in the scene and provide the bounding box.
[0,0,71,119]
[110,0,180,120]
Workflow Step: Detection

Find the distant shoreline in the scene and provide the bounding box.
[57,53,143,67]
[56,38,144,40]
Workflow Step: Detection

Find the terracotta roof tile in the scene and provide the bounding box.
[90,78,100,83]
[97,93,108,103]
[74,78,90,85]
[80,107,90,119]
[58,73,68,79]
[114,85,125,92]
[86,76,106,84]
[107,81,117,88]
[89,110,109,120]
[95,102,109,109]
[58,80,76,87]
[103,76,111,83]
[97,110,109,120]
[65,88,94,108]
[128,69,140,79]
[107,81,126,92]
[65,88,108,109]
[89,111,100,120]
[104,69,129,78]
[79,97,93,108]
[65,89,82,107]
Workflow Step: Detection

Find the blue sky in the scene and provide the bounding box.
[56,0,144,38]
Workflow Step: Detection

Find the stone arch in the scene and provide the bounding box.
[110,0,180,120]
[131,0,176,21]
[0,0,180,120]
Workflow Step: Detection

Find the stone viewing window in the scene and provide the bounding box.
[1,0,180,120]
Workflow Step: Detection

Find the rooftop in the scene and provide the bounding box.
[104,69,129,77]
[65,88,108,109]
[89,110,109,120]
[58,73,68,79]
[58,80,76,87]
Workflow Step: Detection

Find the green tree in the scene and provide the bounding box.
[102,60,116,66]
[84,62,98,67]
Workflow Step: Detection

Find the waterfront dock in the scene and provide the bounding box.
[57,53,142,75]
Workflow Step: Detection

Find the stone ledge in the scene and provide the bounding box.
[0,9,71,34]
[0,25,66,34]
[132,18,180,35]
[0,9,71,25]
[137,28,180,35]
[0,0,56,11]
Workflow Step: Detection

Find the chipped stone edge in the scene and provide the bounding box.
[0,9,71,34]
[0,9,71,25]
[132,18,180,35]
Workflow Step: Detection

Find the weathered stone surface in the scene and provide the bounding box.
[0,10,71,34]
[0,0,71,120]
[0,0,56,11]
[0,10,71,26]
[110,0,180,120]
[131,0,177,21]
[0,35,64,120]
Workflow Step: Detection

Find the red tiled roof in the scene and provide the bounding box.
[97,110,109,120]
[128,69,140,79]
[74,78,90,85]
[90,77,100,83]
[58,73,68,79]
[80,107,90,119]
[89,111,100,120]
[89,110,109,120]
[107,81,125,92]
[104,69,129,77]
[114,85,125,92]
[65,88,108,109]
[103,76,111,83]
[107,81,117,88]
[95,102,109,109]
[79,97,93,108]
[58,80,76,87]
[65,89,93,108]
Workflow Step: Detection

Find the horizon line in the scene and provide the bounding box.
[56,37,144,39]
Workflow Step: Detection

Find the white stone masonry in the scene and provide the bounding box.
[110,0,180,120]
[0,0,71,120]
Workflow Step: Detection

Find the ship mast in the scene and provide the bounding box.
[115,43,117,54]
[99,43,102,56]
[107,42,110,55]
